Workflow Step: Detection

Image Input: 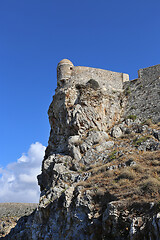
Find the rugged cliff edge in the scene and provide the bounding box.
[2,61,160,240]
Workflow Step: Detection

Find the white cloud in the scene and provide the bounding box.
[0,142,46,203]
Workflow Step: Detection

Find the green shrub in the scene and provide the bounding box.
[133,135,151,147]
[87,79,99,90]
[124,86,131,96]
[127,115,137,121]
[108,150,117,160]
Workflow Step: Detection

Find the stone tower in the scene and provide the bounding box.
[57,59,74,86]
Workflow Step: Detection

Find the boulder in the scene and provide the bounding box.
[110,126,123,138]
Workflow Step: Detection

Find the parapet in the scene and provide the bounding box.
[57,59,129,91]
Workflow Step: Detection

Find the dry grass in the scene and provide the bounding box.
[77,149,160,203]
[142,119,153,126]
[141,151,160,162]
[131,164,146,173]
[132,135,154,147]
[116,168,136,181]
[140,177,160,194]
[74,123,160,205]
[151,160,160,166]
[120,132,136,140]
[101,124,160,202]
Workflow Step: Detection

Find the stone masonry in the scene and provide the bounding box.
[124,64,160,123]
[57,59,129,92]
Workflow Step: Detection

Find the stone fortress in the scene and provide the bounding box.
[124,63,160,123]
[57,59,129,91]
[57,59,160,123]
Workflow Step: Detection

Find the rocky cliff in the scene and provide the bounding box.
[2,61,160,240]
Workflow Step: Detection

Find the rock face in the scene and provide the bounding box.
[2,61,160,240]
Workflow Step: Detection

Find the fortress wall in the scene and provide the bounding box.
[57,60,159,123]
[138,64,160,81]
[124,65,160,123]
[70,66,129,90]
[57,59,129,91]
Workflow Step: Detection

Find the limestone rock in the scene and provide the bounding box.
[3,61,160,240]
[110,126,123,138]
[95,141,114,152]
[137,138,159,151]
[153,129,160,141]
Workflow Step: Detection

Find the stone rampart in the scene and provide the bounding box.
[57,59,129,91]
[138,64,160,81]
[71,66,129,91]
[124,64,160,123]
[57,59,159,123]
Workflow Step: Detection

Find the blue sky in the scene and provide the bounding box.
[0,0,160,202]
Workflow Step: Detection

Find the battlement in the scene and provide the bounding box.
[57,59,129,91]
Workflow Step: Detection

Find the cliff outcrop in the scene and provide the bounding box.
[2,61,160,240]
